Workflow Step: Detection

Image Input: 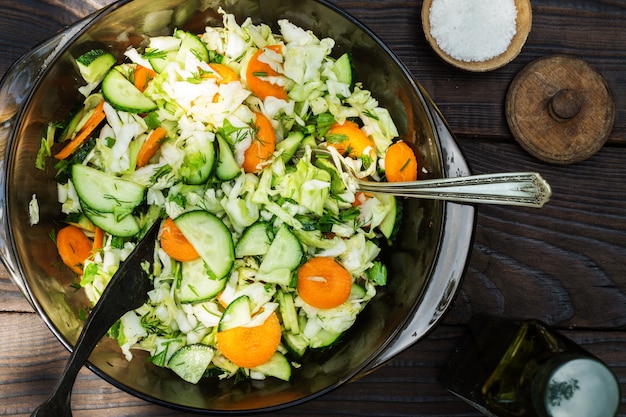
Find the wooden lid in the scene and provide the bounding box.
[506,55,615,164]
[422,0,532,72]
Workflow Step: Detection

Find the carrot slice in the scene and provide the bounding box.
[297,257,352,309]
[216,311,281,368]
[92,226,105,253]
[160,217,200,262]
[326,121,376,159]
[208,63,240,84]
[56,225,94,275]
[384,141,418,182]
[352,191,372,207]
[136,126,167,168]
[245,45,288,100]
[133,65,157,92]
[242,112,276,173]
[54,99,106,160]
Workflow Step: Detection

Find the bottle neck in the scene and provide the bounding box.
[532,354,620,417]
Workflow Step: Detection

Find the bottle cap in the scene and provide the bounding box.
[532,355,620,417]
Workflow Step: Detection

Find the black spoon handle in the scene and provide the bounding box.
[31,219,161,416]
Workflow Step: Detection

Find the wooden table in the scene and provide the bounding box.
[1,0,625,415]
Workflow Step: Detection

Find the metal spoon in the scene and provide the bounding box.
[31,219,162,417]
[314,148,552,208]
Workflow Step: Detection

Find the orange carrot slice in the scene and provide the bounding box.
[326,121,376,159]
[136,126,167,168]
[92,226,105,253]
[54,99,106,160]
[133,65,157,92]
[216,311,282,368]
[384,141,418,182]
[297,257,352,309]
[160,217,200,262]
[352,191,372,207]
[242,112,276,173]
[56,225,94,275]
[245,45,288,100]
[208,63,240,84]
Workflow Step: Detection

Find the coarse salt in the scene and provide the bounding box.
[429,0,518,63]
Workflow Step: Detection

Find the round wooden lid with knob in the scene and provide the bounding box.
[506,55,615,164]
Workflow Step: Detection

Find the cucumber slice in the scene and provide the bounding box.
[314,157,346,194]
[174,211,234,280]
[218,295,252,331]
[168,344,215,384]
[258,224,302,274]
[283,331,309,358]
[331,53,353,86]
[176,30,209,63]
[235,221,272,258]
[251,352,291,381]
[76,49,116,84]
[149,50,177,73]
[179,258,228,304]
[180,137,216,185]
[215,134,241,181]
[72,164,146,213]
[81,204,140,237]
[309,328,343,349]
[378,194,400,241]
[349,283,367,300]
[276,131,304,163]
[102,67,158,113]
[276,290,299,334]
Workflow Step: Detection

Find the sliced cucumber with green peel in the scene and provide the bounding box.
[283,331,308,358]
[218,295,251,332]
[179,258,228,304]
[102,67,158,113]
[276,131,304,163]
[180,137,216,185]
[251,351,291,381]
[378,194,400,241]
[309,328,343,349]
[176,30,209,63]
[258,224,302,274]
[331,52,353,86]
[235,221,272,258]
[174,211,234,280]
[76,49,116,84]
[81,204,140,237]
[149,50,177,73]
[276,290,299,334]
[72,164,146,213]
[215,134,241,181]
[168,344,215,384]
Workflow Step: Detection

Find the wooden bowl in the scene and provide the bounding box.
[422,0,532,72]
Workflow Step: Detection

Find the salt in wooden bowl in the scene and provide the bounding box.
[422,0,532,72]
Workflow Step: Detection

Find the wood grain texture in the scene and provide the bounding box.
[1,0,625,415]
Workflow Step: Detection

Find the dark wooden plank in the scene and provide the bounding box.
[446,139,626,329]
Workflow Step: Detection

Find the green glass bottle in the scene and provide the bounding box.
[440,315,620,417]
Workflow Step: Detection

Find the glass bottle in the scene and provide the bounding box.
[440,314,620,417]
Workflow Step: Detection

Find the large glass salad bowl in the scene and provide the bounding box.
[0,0,475,412]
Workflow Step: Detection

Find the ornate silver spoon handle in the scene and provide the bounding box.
[356,172,552,208]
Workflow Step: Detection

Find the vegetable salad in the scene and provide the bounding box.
[39,9,418,383]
